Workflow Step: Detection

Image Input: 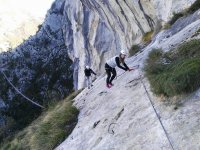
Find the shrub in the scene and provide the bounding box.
[174,39,200,59]
[169,12,184,25]
[129,45,140,56]
[188,0,200,14]
[197,28,200,33]
[163,23,171,29]
[145,40,200,96]
[145,49,165,75]
[142,31,153,43]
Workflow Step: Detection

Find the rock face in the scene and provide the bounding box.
[56,7,200,149]
[1,0,196,89]
[1,0,200,148]
[62,0,196,89]
[0,0,72,105]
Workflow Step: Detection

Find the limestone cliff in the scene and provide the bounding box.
[2,0,196,89]
[62,0,196,89]
[1,0,200,148]
[0,0,54,51]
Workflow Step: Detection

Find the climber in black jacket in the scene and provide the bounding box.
[84,66,96,89]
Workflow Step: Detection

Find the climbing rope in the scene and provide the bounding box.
[116,65,140,79]
[0,70,45,109]
[138,70,175,150]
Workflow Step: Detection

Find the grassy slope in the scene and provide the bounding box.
[145,40,200,97]
[0,90,81,150]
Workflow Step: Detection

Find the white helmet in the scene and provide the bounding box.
[86,65,90,69]
[120,50,126,55]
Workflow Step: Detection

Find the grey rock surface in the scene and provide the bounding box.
[56,1,200,148]
[62,0,196,89]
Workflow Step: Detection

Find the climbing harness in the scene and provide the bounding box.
[138,70,175,150]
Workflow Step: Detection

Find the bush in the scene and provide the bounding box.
[129,45,140,56]
[0,90,82,150]
[169,12,185,25]
[142,31,153,43]
[145,40,200,96]
[174,39,200,59]
[188,0,200,14]
[145,49,165,74]
[197,28,200,33]
[163,23,171,29]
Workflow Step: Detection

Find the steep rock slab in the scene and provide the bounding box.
[56,69,172,149]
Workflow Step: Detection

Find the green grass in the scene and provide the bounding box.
[188,0,200,14]
[169,39,200,60]
[163,23,171,29]
[197,28,200,33]
[0,90,82,150]
[145,40,200,97]
[142,31,153,43]
[129,45,140,56]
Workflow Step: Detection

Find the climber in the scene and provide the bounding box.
[105,50,133,88]
[84,65,97,89]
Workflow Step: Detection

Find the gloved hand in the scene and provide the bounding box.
[128,68,134,71]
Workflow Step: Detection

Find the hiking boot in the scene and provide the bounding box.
[110,83,114,86]
[106,84,112,88]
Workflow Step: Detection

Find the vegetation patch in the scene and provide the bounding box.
[163,23,171,30]
[129,45,140,56]
[191,28,200,37]
[169,12,185,25]
[144,39,200,97]
[0,90,81,150]
[188,0,200,14]
[142,31,153,43]
[0,44,73,140]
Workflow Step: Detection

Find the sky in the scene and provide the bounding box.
[0,0,55,18]
[0,0,55,51]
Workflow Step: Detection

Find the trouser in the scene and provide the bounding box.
[85,76,92,88]
[105,63,116,85]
